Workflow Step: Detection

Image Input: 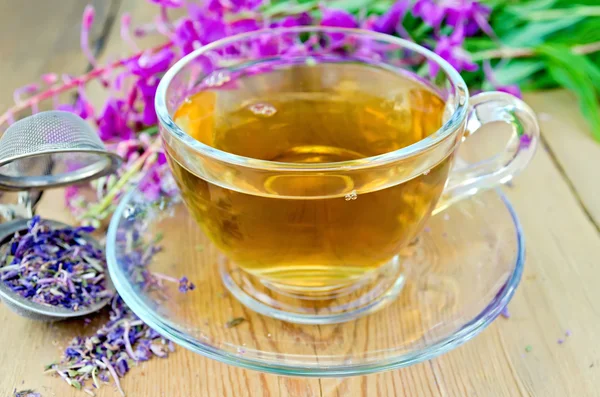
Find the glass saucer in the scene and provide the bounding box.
[106,187,523,376]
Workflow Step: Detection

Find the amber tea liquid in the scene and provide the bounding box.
[169,63,451,292]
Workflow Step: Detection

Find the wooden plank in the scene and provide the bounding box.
[3,2,600,396]
[0,0,120,112]
[6,106,600,396]
[524,90,600,231]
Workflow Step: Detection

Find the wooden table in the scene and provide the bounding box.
[1,1,600,396]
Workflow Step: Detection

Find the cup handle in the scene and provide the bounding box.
[433,91,540,215]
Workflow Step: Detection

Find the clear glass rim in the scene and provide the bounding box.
[155,26,469,172]
[106,187,524,376]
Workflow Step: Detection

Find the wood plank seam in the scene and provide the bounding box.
[539,134,600,235]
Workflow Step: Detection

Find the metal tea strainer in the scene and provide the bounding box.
[0,110,122,321]
[0,110,121,191]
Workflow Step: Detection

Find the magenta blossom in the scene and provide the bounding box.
[128,48,175,79]
[229,0,263,11]
[185,3,228,43]
[482,60,522,98]
[96,99,133,141]
[204,0,263,13]
[139,165,163,201]
[251,34,281,57]
[320,7,358,48]
[519,134,532,150]
[497,85,522,98]
[272,12,312,28]
[57,97,92,120]
[57,86,94,119]
[174,19,201,55]
[139,153,174,201]
[196,14,227,43]
[430,28,477,75]
[413,0,447,30]
[230,18,261,35]
[149,0,184,8]
[137,78,160,126]
[320,7,358,28]
[445,0,491,36]
[373,0,410,34]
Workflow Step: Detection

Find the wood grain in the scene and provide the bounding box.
[2,1,600,397]
[524,91,600,230]
[0,0,120,112]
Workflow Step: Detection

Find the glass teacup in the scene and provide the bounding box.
[156,27,538,324]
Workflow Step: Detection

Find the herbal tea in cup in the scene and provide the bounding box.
[157,28,539,323]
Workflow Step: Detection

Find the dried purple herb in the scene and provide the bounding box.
[46,293,174,395]
[46,227,180,395]
[178,276,195,293]
[13,390,40,397]
[0,216,111,310]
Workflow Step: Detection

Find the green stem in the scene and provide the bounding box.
[80,138,162,220]
[140,125,159,136]
[526,6,600,21]
[470,40,600,61]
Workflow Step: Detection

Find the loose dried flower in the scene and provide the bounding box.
[0,217,111,310]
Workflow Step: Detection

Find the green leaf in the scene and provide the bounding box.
[464,37,498,53]
[482,60,546,90]
[556,0,600,5]
[494,60,546,85]
[71,379,82,390]
[44,362,58,371]
[329,0,389,13]
[502,18,583,47]
[519,74,557,91]
[549,18,600,45]
[370,0,395,14]
[262,0,317,17]
[538,44,600,140]
[506,0,558,14]
[525,6,600,21]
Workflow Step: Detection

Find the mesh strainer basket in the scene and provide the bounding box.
[0,110,121,191]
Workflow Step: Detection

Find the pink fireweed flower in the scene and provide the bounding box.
[174,19,201,55]
[483,60,522,98]
[445,0,492,37]
[413,0,447,30]
[121,13,140,52]
[196,13,228,44]
[13,83,39,103]
[204,0,263,13]
[136,78,160,126]
[57,85,95,120]
[497,84,522,98]
[148,0,184,8]
[128,48,175,79]
[81,5,98,67]
[273,12,312,28]
[373,0,410,34]
[229,18,261,35]
[320,7,359,28]
[251,34,281,57]
[96,98,133,141]
[519,134,532,149]
[320,7,358,49]
[115,139,144,161]
[41,73,58,85]
[430,26,477,76]
[155,7,175,40]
